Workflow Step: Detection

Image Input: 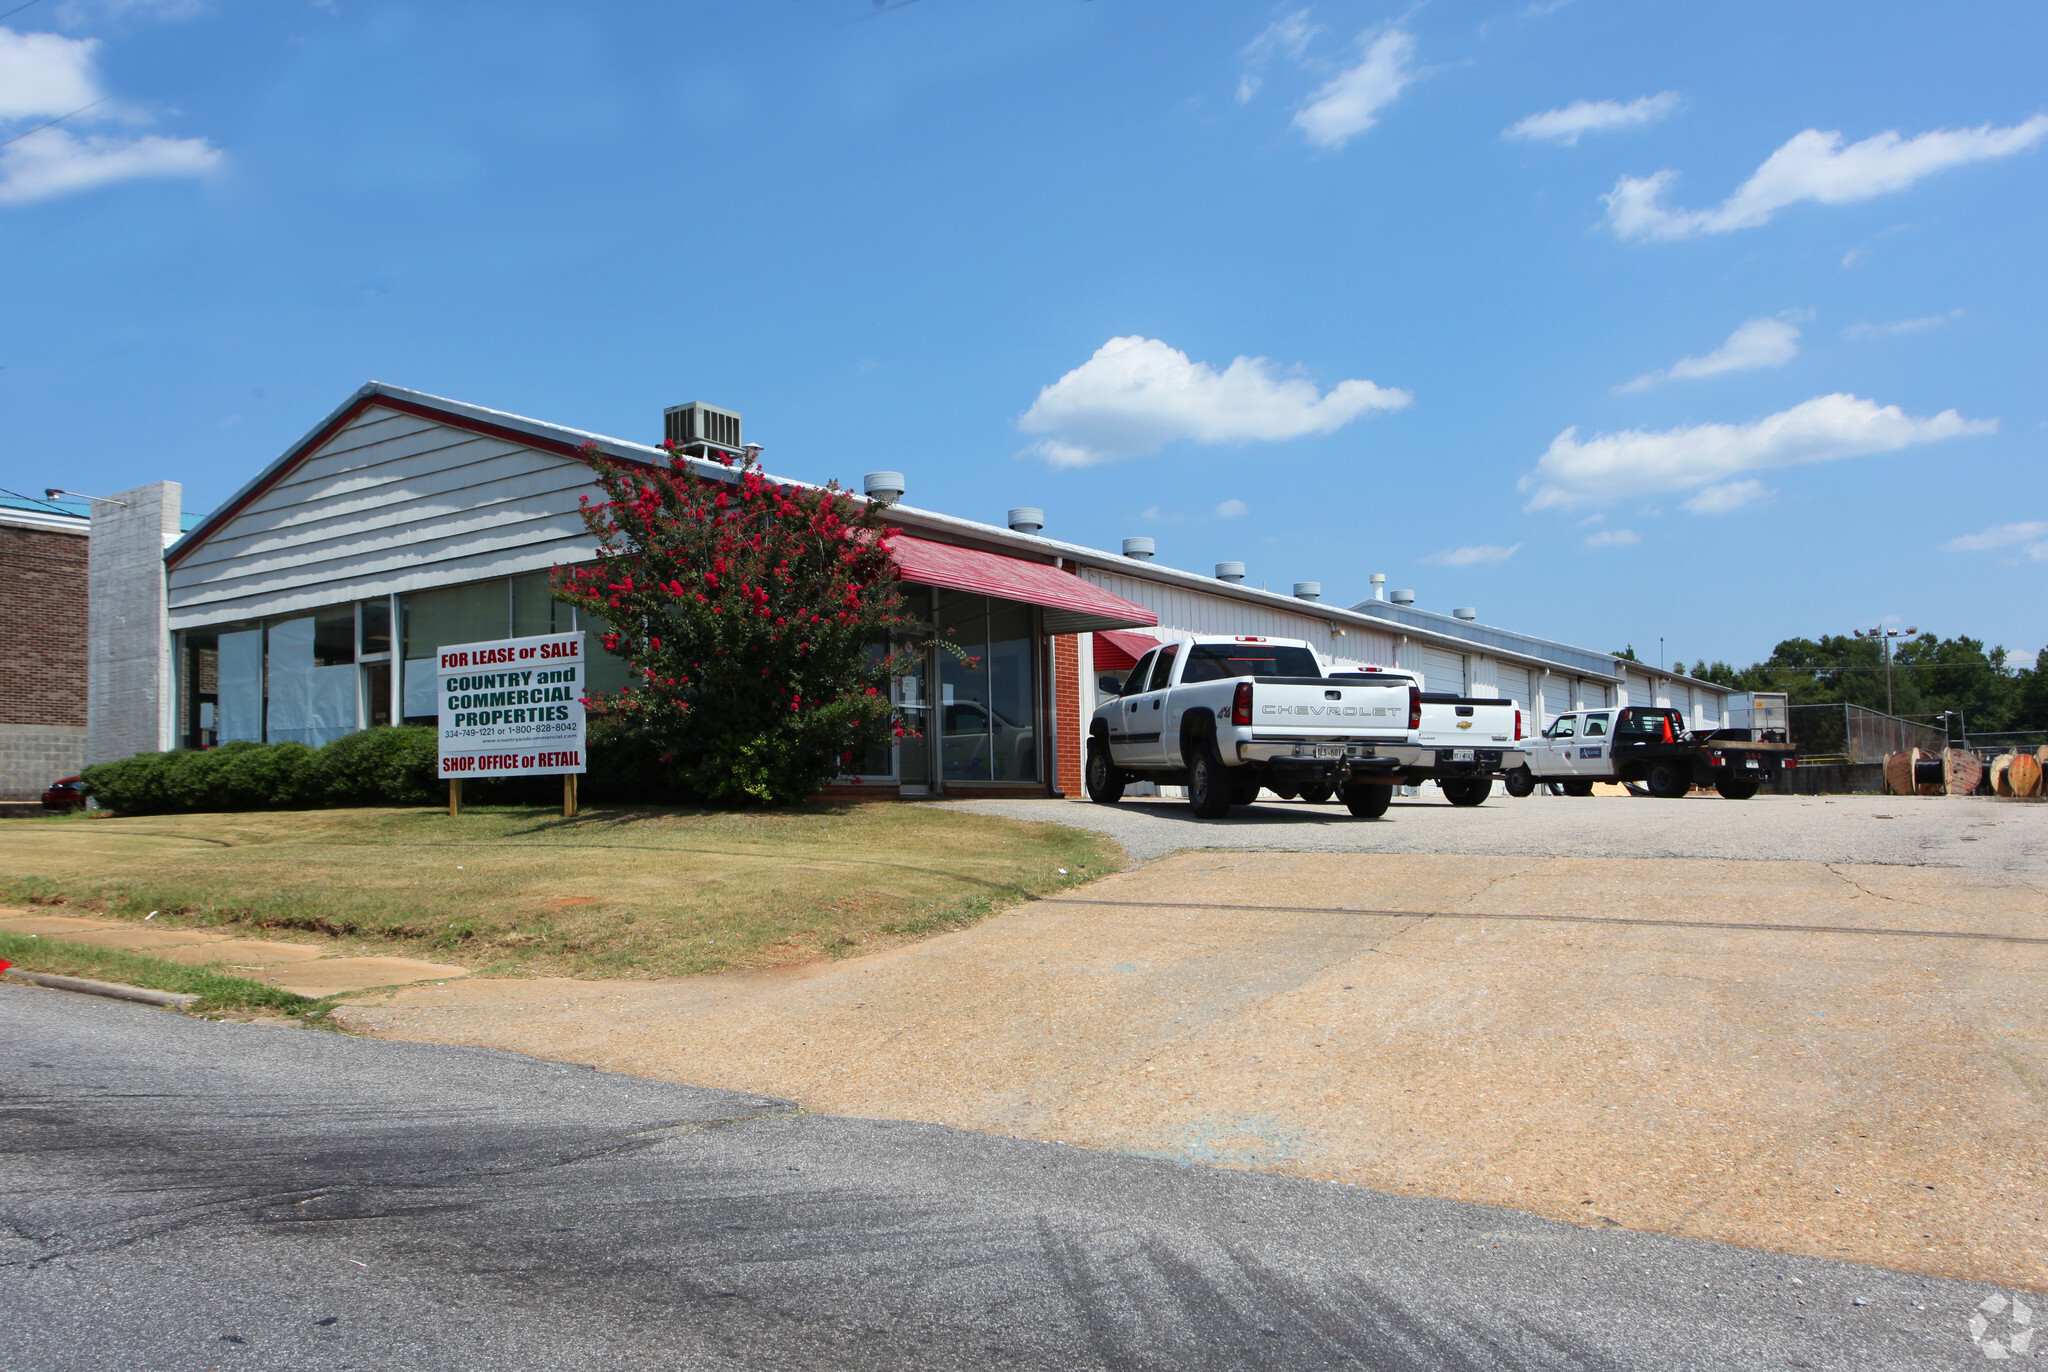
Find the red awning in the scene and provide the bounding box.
[1092,628,1161,671]
[888,535,1158,635]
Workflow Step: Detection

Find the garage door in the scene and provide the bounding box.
[1420,645,1466,695]
[1622,674,1652,706]
[1580,680,1612,709]
[1541,675,1572,721]
[1495,664,1531,709]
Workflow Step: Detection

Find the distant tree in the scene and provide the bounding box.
[1614,645,1639,662]
[554,442,913,805]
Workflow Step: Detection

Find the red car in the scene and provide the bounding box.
[41,776,85,812]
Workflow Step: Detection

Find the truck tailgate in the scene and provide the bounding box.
[1249,678,1411,740]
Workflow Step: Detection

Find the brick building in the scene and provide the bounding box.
[0,497,90,797]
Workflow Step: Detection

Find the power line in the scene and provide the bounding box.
[0,96,111,150]
[0,485,87,517]
[0,0,50,24]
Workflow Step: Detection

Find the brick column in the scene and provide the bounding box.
[1054,634,1082,797]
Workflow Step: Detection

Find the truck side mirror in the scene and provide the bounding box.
[1098,675,1124,696]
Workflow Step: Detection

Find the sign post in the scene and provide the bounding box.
[436,631,588,815]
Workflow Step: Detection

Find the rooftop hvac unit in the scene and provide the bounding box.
[663,402,742,454]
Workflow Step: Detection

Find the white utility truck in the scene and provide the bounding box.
[1085,636,1423,818]
[1282,678,1526,806]
[1502,704,1797,799]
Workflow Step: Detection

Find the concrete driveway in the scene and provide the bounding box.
[339,795,2048,1292]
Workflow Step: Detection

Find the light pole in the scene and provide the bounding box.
[1853,624,1919,717]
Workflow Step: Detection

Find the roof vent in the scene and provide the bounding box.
[1007,507,1044,534]
[663,402,741,456]
[1293,581,1322,601]
[863,471,905,505]
[1369,572,1387,601]
[1122,536,1155,561]
[1452,606,1477,621]
[1214,561,1246,583]
[1391,588,1415,606]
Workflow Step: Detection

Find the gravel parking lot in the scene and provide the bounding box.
[948,789,2048,871]
[343,791,2048,1290]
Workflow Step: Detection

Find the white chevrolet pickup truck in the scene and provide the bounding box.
[1085,636,1423,818]
[1322,677,1527,805]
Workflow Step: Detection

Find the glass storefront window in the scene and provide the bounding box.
[512,571,573,637]
[359,600,392,656]
[313,607,356,666]
[932,591,1038,785]
[402,581,510,660]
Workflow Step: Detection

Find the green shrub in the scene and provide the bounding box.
[315,727,439,805]
[80,728,434,816]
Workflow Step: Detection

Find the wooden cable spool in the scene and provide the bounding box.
[1944,747,1983,796]
[1991,753,2014,797]
[2008,751,2043,799]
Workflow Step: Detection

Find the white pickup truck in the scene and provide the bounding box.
[1085,636,1423,818]
[1321,678,1526,805]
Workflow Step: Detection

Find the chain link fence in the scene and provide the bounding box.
[1790,703,1946,764]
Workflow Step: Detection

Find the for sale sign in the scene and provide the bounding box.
[436,632,587,779]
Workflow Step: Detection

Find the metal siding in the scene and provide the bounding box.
[1466,655,1499,699]
[168,408,601,629]
[1073,568,1398,671]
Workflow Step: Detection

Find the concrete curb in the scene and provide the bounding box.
[2,969,199,1008]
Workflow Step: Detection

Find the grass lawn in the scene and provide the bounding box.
[0,930,331,1021]
[0,803,1122,978]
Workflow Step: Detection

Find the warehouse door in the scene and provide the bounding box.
[1495,664,1531,710]
[1541,674,1572,724]
[1420,645,1466,695]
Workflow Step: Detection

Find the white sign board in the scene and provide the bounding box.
[436,631,587,780]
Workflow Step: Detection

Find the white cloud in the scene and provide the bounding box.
[0,24,221,206]
[1943,521,2048,552]
[1618,316,1801,392]
[1239,10,1317,104]
[1520,393,1994,510]
[0,28,101,120]
[1422,543,1520,566]
[1292,29,1414,150]
[1845,309,1963,340]
[0,126,220,205]
[1215,498,1250,518]
[1584,529,1640,547]
[1604,117,2048,241]
[1506,93,1678,147]
[1682,479,1770,514]
[1018,336,1410,468]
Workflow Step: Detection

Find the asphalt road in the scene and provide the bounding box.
[950,791,2047,870]
[3,986,2002,1370]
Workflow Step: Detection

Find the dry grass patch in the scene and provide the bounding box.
[0,803,1121,978]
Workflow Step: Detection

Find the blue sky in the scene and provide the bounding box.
[3,0,2043,670]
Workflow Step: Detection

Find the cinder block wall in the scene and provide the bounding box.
[0,522,90,797]
[87,482,182,767]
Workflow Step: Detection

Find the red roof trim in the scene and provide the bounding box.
[886,533,1158,632]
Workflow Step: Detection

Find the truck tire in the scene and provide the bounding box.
[1268,782,1300,800]
[1502,768,1535,798]
[1343,782,1394,818]
[1297,781,1334,805]
[1646,761,1690,799]
[1561,780,1595,797]
[1715,778,1759,800]
[1084,741,1124,806]
[1186,744,1236,819]
[1233,773,1263,805]
[1441,777,1493,807]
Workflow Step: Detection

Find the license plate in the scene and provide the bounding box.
[1745,758,1759,768]
[1451,749,1474,762]
[1314,745,1345,760]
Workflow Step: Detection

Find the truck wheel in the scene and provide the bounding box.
[1343,782,1393,818]
[1186,744,1236,819]
[1233,773,1263,805]
[1268,783,1300,801]
[1561,780,1595,797]
[1084,742,1124,806]
[1297,782,1334,805]
[1646,761,1689,799]
[1715,779,1759,800]
[1502,768,1535,798]
[1441,778,1493,807]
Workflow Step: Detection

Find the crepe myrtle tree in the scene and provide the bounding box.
[554,440,916,804]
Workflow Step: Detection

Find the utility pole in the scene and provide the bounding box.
[1853,624,1919,717]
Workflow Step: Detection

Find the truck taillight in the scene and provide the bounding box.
[1514,709,1523,741]
[1408,685,1421,731]
[1231,680,1253,726]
